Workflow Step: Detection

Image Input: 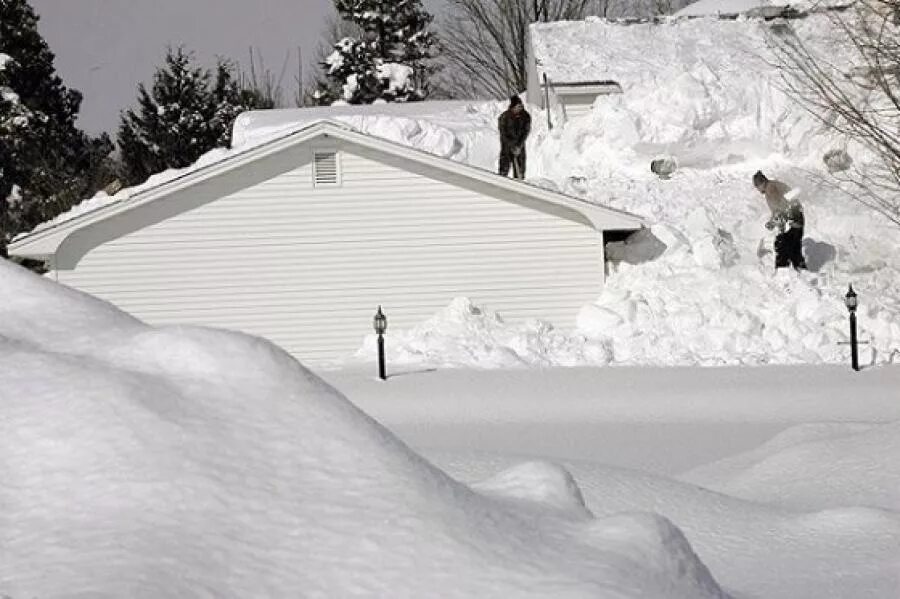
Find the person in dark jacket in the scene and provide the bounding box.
[498,96,531,179]
[754,170,807,270]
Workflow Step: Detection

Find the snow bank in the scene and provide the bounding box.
[531,14,853,167]
[0,260,729,598]
[354,297,612,368]
[683,421,900,510]
[432,450,900,599]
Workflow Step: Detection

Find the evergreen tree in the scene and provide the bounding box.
[315,0,439,105]
[0,0,113,256]
[118,48,268,186]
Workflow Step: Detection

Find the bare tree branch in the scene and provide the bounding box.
[768,1,900,226]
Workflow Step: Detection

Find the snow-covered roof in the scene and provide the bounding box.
[231,101,484,148]
[674,0,850,17]
[15,101,527,241]
[10,118,645,262]
[530,12,841,90]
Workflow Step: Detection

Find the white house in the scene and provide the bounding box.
[10,120,644,364]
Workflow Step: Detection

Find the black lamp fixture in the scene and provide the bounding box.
[844,285,860,371]
[373,306,387,380]
[844,284,858,312]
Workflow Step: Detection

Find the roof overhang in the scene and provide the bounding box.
[548,81,624,96]
[10,120,646,264]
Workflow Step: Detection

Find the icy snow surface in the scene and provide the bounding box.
[0,260,730,598]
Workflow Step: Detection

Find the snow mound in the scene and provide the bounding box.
[473,461,592,516]
[0,260,728,598]
[232,101,503,169]
[683,421,900,511]
[354,297,612,368]
[531,14,852,168]
[434,449,900,599]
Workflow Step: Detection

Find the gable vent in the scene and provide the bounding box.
[313,151,340,186]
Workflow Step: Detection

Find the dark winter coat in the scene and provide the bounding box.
[498,109,532,152]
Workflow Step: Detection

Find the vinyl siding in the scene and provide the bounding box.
[561,95,597,120]
[58,145,604,364]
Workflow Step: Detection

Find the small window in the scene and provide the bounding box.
[313,151,340,187]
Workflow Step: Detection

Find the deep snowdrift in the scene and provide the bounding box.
[683,421,900,510]
[0,260,728,598]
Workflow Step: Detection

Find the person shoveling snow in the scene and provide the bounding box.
[753,171,807,271]
[497,96,531,180]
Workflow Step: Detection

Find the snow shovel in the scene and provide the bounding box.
[511,150,522,180]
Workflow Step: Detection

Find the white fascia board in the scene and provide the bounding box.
[554,83,624,96]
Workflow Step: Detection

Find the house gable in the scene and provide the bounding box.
[11,122,643,268]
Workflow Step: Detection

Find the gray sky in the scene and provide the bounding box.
[31,0,442,136]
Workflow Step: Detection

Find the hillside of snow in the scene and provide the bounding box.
[0,260,730,598]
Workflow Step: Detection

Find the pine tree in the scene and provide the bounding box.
[118,48,268,186]
[0,0,113,256]
[316,0,439,105]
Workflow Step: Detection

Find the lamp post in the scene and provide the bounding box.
[844,285,859,372]
[373,306,387,381]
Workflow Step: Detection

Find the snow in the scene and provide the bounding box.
[376,61,414,95]
[684,421,900,510]
[675,0,771,16]
[674,0,853,16]
[325,365,900,599]
[1,87,19,103]
[5,185,21,208]
[0,53,11,71]
[0,259,730,598]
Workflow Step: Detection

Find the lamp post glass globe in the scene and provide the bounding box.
[374,306,387,335]
[845,285,858,312]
